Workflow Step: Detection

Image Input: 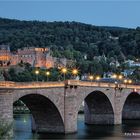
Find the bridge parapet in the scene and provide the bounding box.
[66,80,140,90]
[0,81,65,89]
[0,81,15,87]
[0,80,140,90]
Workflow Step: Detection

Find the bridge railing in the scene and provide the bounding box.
[0,80,140,90]
[0,81,15,87]
[14,81,65,88]
[66,80,115,87]
[66,80,140,90]
[0,81,65,89]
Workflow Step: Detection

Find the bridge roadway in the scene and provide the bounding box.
[0,80,140,134]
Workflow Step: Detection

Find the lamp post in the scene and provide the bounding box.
[35,70,39,82]
[72,69,78,79]
[114,81,119,90]
[46,71,50,81]
[96,76,101,86]
[61,68,67,81]
[124,79,128,88]
[123,79,132,88]
[112,74,123,86]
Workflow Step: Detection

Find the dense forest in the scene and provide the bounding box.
[0,17,140,79]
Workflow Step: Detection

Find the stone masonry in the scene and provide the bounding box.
[0,80,140,134]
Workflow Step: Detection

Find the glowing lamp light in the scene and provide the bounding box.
[118,75,123,80]
[112,74,117,79]
[35,70,39,75]
[61,68,67,74]
[96,76,100,81]
[128,79,132,84]
[124,79,128,84]
[89,75,94,80]
[72,69,78,75]
[46,71,50,76]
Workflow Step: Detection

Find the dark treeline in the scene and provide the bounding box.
[0,17,140,75]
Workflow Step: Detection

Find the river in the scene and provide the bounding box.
[13,114,140,140]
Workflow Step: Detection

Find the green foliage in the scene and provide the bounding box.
[1,17,140,60]
[0,122,10,138]
[1,18,140,78]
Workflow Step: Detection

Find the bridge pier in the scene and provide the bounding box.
[0,90,13,137]
[114,90,122,124]
[64,88,78,133]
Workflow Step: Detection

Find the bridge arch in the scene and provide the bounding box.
[122,92,140,120]
[13,90,65,133]
[77,90,114,125]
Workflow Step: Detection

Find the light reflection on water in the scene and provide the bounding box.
[14,114,140,140]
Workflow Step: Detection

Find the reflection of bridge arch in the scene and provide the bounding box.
[122,92,140,120]
[12,88,65,133]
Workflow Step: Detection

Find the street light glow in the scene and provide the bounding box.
[89,75,94,80]
[72,69,78,75]
[128,79,132,84]
[46,71,50,76]
[118,75,123,80]
[96,76,100,81]
[112,74,117,79]
[61,68,67,74]
[124,79,128,84]
[35,70,39,75]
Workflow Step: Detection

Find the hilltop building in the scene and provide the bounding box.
[0,45,71,69]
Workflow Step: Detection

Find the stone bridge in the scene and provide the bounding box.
[0,80,140,134]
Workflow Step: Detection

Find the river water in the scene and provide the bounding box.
[13,114,140,140]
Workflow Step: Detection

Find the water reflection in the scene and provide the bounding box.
[14,114,140,140]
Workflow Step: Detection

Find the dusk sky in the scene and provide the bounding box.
[0,0,140,28]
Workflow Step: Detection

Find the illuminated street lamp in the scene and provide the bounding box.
[128,79,132,84]
[35,70,39,82]
[112,74,117,79]
[123,79,132,88]
[96,76,100,81]
[96,76,101,86]
[123,79,128,87]
[46,71,50,81]
[124,79,128,84]
[72,69,78,79]
[89,75,94,82]
[118,75,123,80]
[61,68,67,81]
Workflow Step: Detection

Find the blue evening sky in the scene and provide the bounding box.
[0,0,140,28]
